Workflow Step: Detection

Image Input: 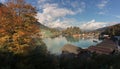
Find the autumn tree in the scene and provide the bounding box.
[0,0,41,54]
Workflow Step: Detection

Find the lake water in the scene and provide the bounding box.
[43,36,102,54]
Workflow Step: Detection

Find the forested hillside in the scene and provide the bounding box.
[103,24,120,36]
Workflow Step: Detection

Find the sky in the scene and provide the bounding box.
[1,0,120,30]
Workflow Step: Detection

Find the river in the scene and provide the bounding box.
[43,36,102,54]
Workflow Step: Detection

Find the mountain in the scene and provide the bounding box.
[80,19,120,32]
[80,20,107,31]
[94,26,109,32]
[102,23,120,36]
[96,23,120,31]
[35,22,50,30]
[35,22,61,37]
[36,22,62,31]
[54,27,64,31]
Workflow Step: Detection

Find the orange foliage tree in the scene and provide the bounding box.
[0,0,40,54]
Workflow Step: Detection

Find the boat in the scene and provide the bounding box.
[93,40,98,43]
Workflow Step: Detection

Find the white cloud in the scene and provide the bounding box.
[47,19,71,28]
[116,16,120,19]
[43,3,75,16]
[71,1,86,13]
[80,19,108,31]
[38,0,48,4]
[36,2,77,28]
[36,0,86,28]
[38,0,46,2]
[0,0,6,3]
[36,4,75,27]
[98,11,105,15]
[97,0,109,9]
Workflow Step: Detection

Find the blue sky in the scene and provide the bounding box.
[1,0,120,30]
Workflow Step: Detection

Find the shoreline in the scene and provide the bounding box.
[61,39,118,55]
[87,39,117,55]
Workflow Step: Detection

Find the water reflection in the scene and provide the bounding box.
[65,36,80,42]
[43,36,102,54]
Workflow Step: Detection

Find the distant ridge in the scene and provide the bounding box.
[93,23,120,32]
[53,27,64,31]
[35,22,50,30]
[95,26,108,32]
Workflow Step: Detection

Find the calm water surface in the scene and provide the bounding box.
[43,36,102,54]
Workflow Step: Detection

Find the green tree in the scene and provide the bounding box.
[62,26,81,36]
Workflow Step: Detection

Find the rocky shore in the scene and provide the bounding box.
[88,39,117,55]
[61,39,117,56]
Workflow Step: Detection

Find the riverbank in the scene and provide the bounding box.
[88,39,117,55]
[61,39,118,55]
